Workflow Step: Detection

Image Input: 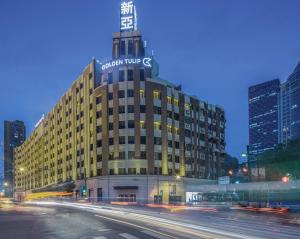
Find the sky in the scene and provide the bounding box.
[0,0,300,161]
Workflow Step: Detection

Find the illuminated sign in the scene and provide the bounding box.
[101,57,152,71]
[120,0,137,32]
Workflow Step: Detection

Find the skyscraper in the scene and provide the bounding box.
[248,79,280,156]
[280,62,300,144]
[4,120,26,197]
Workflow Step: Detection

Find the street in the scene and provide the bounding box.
[1,201,300,239]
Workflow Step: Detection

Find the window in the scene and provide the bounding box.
[97,154,102,162]
[153,90,161,100]
[119,70,125,82]
[119,152,126,160]
[128,168,136,175]
[128,69,134,81]
[120,40,126,56]
[128,151,135,159]
[168,140,173,147]
[140,105,146,113]
[140,121,145,129]
[108,73,113,84]
[175,156,180,163]
[167,125,172,133]
[174,113,179,121]
[167,96,172,104]
[174,127,180,135]
[140,136,146,145]
[96,111,102,119]
[118,168,126,175]
[127,89,134,97]
[96,126,102,133]
[154,152,162,161]
[140,89,145,98]
[109,138,114,145]
[110,169,115,175]
[154,106,161,115]
[119,136,126,144]
[168,154,172,162]
[127,105,134,113]
[96,96,101,105]
[108,108,113,116]
[97,170,102,177]
[119,121,126,129]
[109,123,113,130]
[97,140,102,148]
[128,136,135,144]
[128,120,135,129]
[154,137,162,145]
[118,90,125,98]
[141,151,147,159]
[108,93,113,100]
[119,106,125,114]
[128,40,134,55]
[154,122,161,130]
[174,99,179,107]
[140,168,147,174]
[140,69,145,81]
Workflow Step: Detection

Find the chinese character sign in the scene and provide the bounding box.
[120,0,137,32]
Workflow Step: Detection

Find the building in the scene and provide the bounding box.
[0,159,4,194]
[14,1,225,203]
[248,79,280,155]
[280,62,300,144]
[4,120,26,197]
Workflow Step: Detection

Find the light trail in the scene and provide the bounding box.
[27,201,265,239]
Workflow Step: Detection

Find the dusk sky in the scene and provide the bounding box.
[1,0,300,160]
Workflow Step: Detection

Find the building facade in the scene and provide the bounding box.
[280,62,300,144]
[248,79,280,155]
[4,120,26,197]
[14,1,225,203]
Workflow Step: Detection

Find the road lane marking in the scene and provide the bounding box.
[119,233,139,239]
[97,228,111,232]
[94,214,179,239]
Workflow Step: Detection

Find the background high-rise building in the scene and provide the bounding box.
[280,62,300,144]
[4,120,26,197]
[248,79,280,155]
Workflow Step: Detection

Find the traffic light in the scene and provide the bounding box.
[80,186,87,197]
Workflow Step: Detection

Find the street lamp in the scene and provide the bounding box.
[3,182,8,187]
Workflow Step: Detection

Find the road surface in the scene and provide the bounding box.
[1,201,300,239]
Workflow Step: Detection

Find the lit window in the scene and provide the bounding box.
[167,125,172,133]
[140,89,145,98]
[174,99,179,107]
[185,103,190,110]
[173,127,179,135]
[154,122,161,130]
[153,90,161,100]
[140,121,145,129]
[167,96,172,104]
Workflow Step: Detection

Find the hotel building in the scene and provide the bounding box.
[14,1,225,203]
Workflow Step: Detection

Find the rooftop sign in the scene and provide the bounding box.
[101,57,152,71]
[120,0,137,32]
